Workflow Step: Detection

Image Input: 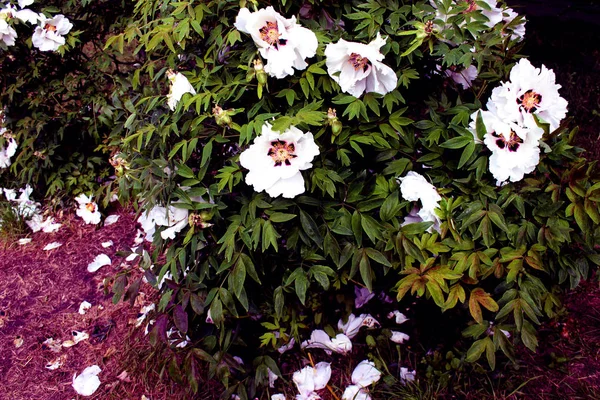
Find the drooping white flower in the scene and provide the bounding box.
[488,59,568,132]
[293,362,331,400]
[502,8,526,42]
[166,70,196,110]
[239,122,319,199]
[0,3,42,25]
[277,337,295,354]
[75,194,101,225]
[325,33,397,98]
[87,254,111,273]
[387,310,409,325]
[72,365,101,396]
[138,204,189,241]
[32,14,73,52]
[26,213,61,233]
[0,19,17,47]
[443,64,478,89]
[167,327,191,348]
[399,367,416,384]
[351,360,381,388]
[337,313,380,340]
[301,329,352,355]
[471,109,544,185]
[398,171,442,232]
[234,6,318,79]
[390,331,410,344]
[0,135,17,168]
[268,368,279,388]
[354,286,375,309]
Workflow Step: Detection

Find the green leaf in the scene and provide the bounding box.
[299,209,323,248]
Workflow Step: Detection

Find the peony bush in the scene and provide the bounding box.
[2,0,600,398]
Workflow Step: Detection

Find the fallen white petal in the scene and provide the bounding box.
[63,331,89,347]
[101,240,113,248]
[72,365,102,396]
[18,238,32,245]
[42,338,63,353]
[87,254,111,273]
[104,215,120,226]
[43,242,62,251]
[46,355,67,370]
[78,301,92,315]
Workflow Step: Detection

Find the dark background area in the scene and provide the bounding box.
[506,0,600,159]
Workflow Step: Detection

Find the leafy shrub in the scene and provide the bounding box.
[98,0,600,397]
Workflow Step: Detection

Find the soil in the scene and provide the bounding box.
[0,208,187,400]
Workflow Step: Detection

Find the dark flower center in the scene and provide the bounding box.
[267,140,297,167]
[259,21,287,48]
[517,89,543,113]
[348,53,370,72]
[492,130,523,152]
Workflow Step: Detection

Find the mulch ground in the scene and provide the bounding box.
[0,207,187,400]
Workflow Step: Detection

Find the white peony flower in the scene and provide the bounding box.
[72,365,101,396]
[234,6,318,79]
[0,3,42,25]
[166,70,196,110]
[325,33,397,98]
[338,313,380,339]
[75,194,101,225]
[0,135,17,168]
[138,204,189,241]
[390,331,410,344]
[18,0,34,6]
[387,310,409,325]
[488,58,568,132]
[32,14,73,52]
[399,367,416,384]
[351,360,381,388]
[398,171,442,232]
[26,214,61,233]
[301,329,352,355]
[430,0,503,31]
[342,386,371,400]
[443,64,478,89]
[472,109,544,185]
[239,122,319,199]
[293,362,331,399]
[0,19,17,46]
[502,8,526,42]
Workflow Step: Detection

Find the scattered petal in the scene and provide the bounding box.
[390,331,410,344]
[46,354,67,371]
[104,215,120,226]
[14,336,23,348]
[43,242,62,251]
[18,238,32,245]
[62,330,89,347]
[78,301,92,315]
[399,367,416,384]
[87,254,111,273]
[387,310,409,325]
[354,286,375,309]
[42,337,63,353]
[72,365,102,396]
[101,240,113,248]
[351,360,381,388]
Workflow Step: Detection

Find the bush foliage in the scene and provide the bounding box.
[2,0,600,398]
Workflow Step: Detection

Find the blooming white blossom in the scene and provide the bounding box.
[18,238,32,245]
[72,365,101,396]
[398,171,442,232]
[138,204,189,241]
[32,14,73,52]
[431,0,503,31]
[87,254,111,273]
[0,19,17,46]
[352,360,381,388]
[471,109,544,184]
[234,6,318,79]
[166,70,196,110]
[239,122,319,198]
[0,135,17,168]
[354,286,375,309]
[399,367,416,384]
[488,58,568,132]
[293,362,331,400]
[18,0,34,7]
[502,8,526,42]
[325,33,397,98]
[443,64,478,89]
[75,194,101,225]
[387,310,409,325]
[0,3,41,26]
[338,313,380,339]
[390,331,410,344]
[301,329,352,355]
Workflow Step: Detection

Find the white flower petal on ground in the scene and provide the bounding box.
[387,310,409,325]
[351,360,381,388]
[45,354,67,371]
[87,254,111,273]
[398,171,442,232]
[166,70,196,110]
[342,385,371,400]
[399,367,416,384]
[18,238,32,245]
[101,240,113,248]
[240,122,319,199]
[354,286,375,309]
[301,329,352,354]
[32,14,73,52]
[390,331,410,344]
[488,58,567,132]
[78,301,92,315]
[26,214,61,233]
[75,194,101,225]
[338,313,380,339]
[325,33,397,98]
[471,109,544,185]
[293,362,331,399]
[43,242,62,251]
[235,6,317,79]
[62,330,89,347]
[104,214,120,226]
[72,365,101,396]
